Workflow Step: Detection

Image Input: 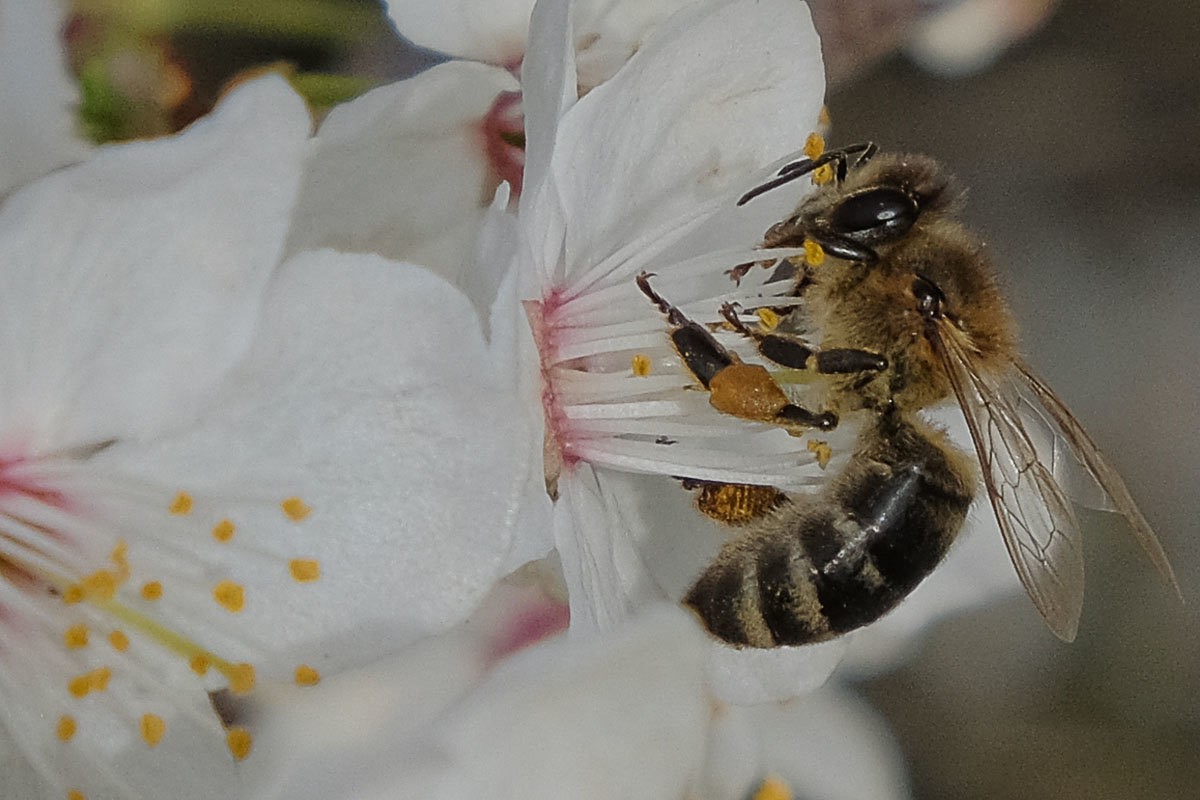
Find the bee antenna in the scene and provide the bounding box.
[737,142,878,206]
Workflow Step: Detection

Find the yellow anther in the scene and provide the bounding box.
[755,308,781,331]
[280,496,312,521]
[56,715,77,741]
[140,714,166,747]
[68,790,85,800]
[812,162,834,185]
[294,665,321,686]
[140,581,163,601]
[109,630,130,652]
[803,240,826,267]
[631,354,652,377]
[190,653,211,676]
[168,491,193,515]
[64,624,89,649]
[62,585,84,605]
[68,673,92,699]
[807,439,833,469]
[229,662,256,695]
[226,727,253,761]
[90,667,112,693]
[213,580,245,613]
[803,132,825,160]
[212,519,235,543]
[81,570,119,600]
[289,559,320,583]
[753,775,793,800]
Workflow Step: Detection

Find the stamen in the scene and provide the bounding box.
[139,713,166,747]
[64,624,89,649]
[212,580,245,613]
[803,132,825,159]
[280,497,311,521]
[167,492,193,515]
[228,662,255,694]
[631,354,652,376]
[108,630,130,651]
[211,519,235,542]
[756,308,781,330]
[56,715,77,741]
[294,664,320,686]
[226,727,253,760]
[288,559,320,583]
[140,581,163,600]
[753,775,793,800]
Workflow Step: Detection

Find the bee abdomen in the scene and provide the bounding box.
[685,426,974,647]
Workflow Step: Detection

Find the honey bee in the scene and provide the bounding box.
[639,143,1180,647]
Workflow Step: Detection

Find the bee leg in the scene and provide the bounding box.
[719,304,887,376]
[637,273,836,434]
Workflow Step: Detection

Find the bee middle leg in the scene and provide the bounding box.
[637,272,836,434]
[719,303,888,375]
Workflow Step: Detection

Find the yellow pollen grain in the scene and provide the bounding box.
[807,439,833,469]
[280,496,312,521]
[213,580,245,613]
[294,664,320,686]
[229,662,256,694]
[67,673,92,699]
[190,652,212,675]
[755,308,781,331]
[753,776,793,800]
[90,666,112,693]
[631,353,652,377]
[140,581,163,601]
[81,570,119,601]
[211,519,235,543]
[64,624,89,649]
[803,132,825,159]
[140,714,166,747]
[226,727,253,761]
[68,791,85,800]
[62,584,84,605]
[812,162,834,185]
[168,491,193,516]
[109,630,130,652]
[56,715,77,741]
[288,559,320,583]
[803,239,826,267]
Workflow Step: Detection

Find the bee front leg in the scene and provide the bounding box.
[637,273,836,434]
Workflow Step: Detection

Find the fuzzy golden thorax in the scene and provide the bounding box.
[809,219,1017,412]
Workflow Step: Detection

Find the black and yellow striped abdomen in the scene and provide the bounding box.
[684,414,977,647]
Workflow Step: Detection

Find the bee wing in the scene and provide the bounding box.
[932,325,1086,641]
[1012,360,1180,598]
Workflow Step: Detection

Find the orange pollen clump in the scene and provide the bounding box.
[168,491,193,515]
[140,714,166,747]
[288,559,320,583]
[213,580,245,613]
[753,776,794,800]
[756,308,781,330]
[226,727,253,760]
[812,162,834,185]
[211,519,235,543]
[294,665,320,686]
[280,496,312,521]
[803,132,825,160]
[62,585,84,605]
[81,570,119,600]
[190,653,211,675]
[68,790,85,800]
[64,624,89,649]
[229,662,256,694]
[56,715,77,741]
[140,581,163,601]
[803,239,826,267]
[109,630,130,652]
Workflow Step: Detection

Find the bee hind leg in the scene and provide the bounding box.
[719,303,887,376]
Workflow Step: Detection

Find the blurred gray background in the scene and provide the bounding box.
[823,2,1200,798]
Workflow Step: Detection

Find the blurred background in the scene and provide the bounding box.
[60,0,1198,797]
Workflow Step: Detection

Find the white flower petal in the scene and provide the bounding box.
[547,0,825,279]
[251,603,710,800]
[0,75,311,452]
[385,0,535,66]
[0,0,90,196]
[703,684,911,800]
[285,61,519,284]
[95,251,538,667]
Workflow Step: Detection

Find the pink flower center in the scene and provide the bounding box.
[481,91,526,196]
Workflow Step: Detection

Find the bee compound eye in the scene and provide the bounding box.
[830,187,919,239]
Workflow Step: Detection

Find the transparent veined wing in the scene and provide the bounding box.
[1013,360,1180,598]
[931,323,1086,641]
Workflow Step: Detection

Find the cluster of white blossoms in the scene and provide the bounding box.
[0,0,1020,798]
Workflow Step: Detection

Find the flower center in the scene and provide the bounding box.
[481,90,526,196]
